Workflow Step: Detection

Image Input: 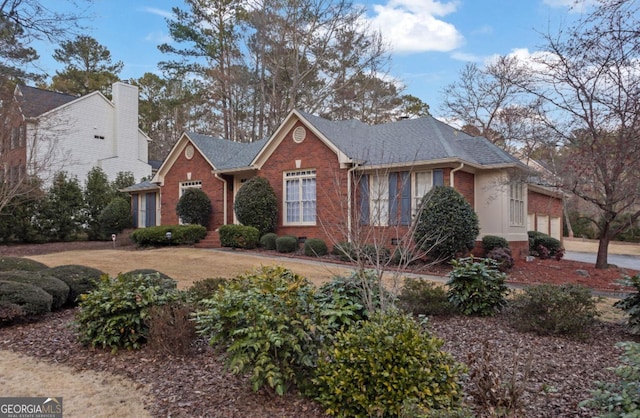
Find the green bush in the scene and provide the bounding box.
[303,238,328,257]
[122,270,177,291]
[315,271,391,332]
[580,341,640,415]
[234,177,278,236]
[527,231,562,258]
[0,280,52,317]
[482,235,509,253]
[614,274,640,335]
[176,188,212,227]
[486,247,515,272]
[218,224,259,249]
[75,273,178,352]
[332,241,355,261]
[508,284,599,338]
[0,301,24,323]
[194,266,326,395]
[313,311,466,417]
[414,186,479,261]
[259,232,278,250]
[0,257,48,272]
[186,277,228,306]
[447,257,509,316]
[0,271,69,310]
[275,235,299,253]
[44,265,106,306]
[130,225,207,246]
[98,197,132,238]
[397,278,456,316]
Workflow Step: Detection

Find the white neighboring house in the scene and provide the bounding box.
[13,82,152,185]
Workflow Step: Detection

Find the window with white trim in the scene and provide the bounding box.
[284,170,316,225]
[412,171,433,218]
[510,183,525,226]
[369,173,389,226]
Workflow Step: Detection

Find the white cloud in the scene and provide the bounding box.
[541,0,598,13]
[144,31,173,44]
[450,51,481,62]
[368,0,464,53]
[142,7,173,19]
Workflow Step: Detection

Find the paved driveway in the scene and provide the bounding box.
[564,251,640,270]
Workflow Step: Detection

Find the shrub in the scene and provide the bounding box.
[528,231,562,257]
[275,235,299,253]
[75,273,178,352]
[614,274,640,335]
[146,301,196,356]
[580,341,640,415]
[447,257,509,316]
[259,232,278,250]
[0,256,48,272]
[186,277,228,306]
[508,283,599,338]
[0,280,52,317]
[313,311,466,417]
[332,241,355,261]
[0,271,69,310]
[486,247,515,272]
[397,278,456,316]
[218,224,259,249]
[315,271,392,331]
[194,266,326,395]
[43,265,106,306]
[122,270,177,291]
[304,238,328,257]
[98,197,132,238]
[176,188,212,227]
[414,186,479,261]
[234,177,278,236]
[0,301,24,323]
[482,235,509,253]
[130,225,207,246]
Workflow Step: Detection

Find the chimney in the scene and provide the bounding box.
[111,82,139,159]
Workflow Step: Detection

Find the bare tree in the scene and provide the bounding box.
[509,0,640,269]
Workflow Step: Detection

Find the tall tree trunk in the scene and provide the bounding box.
[595,226,610,269]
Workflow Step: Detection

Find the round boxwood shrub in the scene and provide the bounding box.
[176,188,212,227]
[481,235,509,253]
[123,269,177,291]
[304,238,328,257]
[234,177,277,236]
[44,265,106,306]
[0,257,48,272]
[259,233,278,250]
[313,311,466,416]
[98,197,132,238]
[0,271,69,310]
[414,186,479,261]
[276,235,299,253]
[0,280,52,317]
[0,300,24,323]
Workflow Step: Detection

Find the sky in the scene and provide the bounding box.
[33,0,595,118]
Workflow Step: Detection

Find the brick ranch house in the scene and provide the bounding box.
[124,109,562,256]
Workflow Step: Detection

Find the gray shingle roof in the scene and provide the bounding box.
[297,110,520,167]
[17,85,78,118]
[186,132,268,170]
[119,180,159,192]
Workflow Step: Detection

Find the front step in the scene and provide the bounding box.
[194,230,221,248]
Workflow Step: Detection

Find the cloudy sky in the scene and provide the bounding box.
[34,0,594,117]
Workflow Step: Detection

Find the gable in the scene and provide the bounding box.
[153,134,215,186]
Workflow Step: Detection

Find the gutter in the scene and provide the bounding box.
[214,172,228,225]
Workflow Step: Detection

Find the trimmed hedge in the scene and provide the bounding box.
[130,225,207,246]
[176,188,212,227]
[0,280,53,317]
[481,235,509,253]
[276,235,299,253]
[44,265,106,306]
[304,238,328,257]
[260,233,278,250]
[122,269,177,291]
[218,224,260,249]
[528,231,562,258]
[0,257,48,272]
[0,271,69,310]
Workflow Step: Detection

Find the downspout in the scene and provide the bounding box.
[450,162,464,187]
[347,164,359,243]
[214,173,228,225]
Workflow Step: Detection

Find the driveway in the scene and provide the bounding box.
[564,251,640,270]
